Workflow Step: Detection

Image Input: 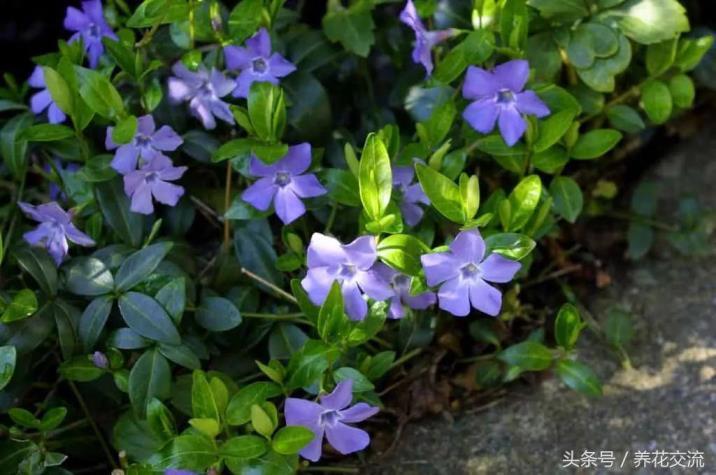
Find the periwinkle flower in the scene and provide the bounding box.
[374,263,436,319]
[399,0,454,75]
[91,351,108,369]
[242,143,327,225]
[462,60,550,147]
[301,233,392,321]
[224,28,296,98]
[420,229,520,317]
[393,165,430,227]
[64,0,117,68]
[285,380,379,462]
[105,115,183,175]
[123,155,187,215]
[168,63,235,130]
[28,66,66,124]
[18,201,95,266]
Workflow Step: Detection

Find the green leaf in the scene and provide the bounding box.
[8,408,40,428]
[272,426,315,455]
[103,38,137,77]
[96,178,145,247]
[484,233,536,261]
[640,79,672,124]
[0,345,17,390]
[646,38,677,76]
[674,35,715,72]
[415,163,465,224]
[606,105,645,133]
[195,296,242,332]
[221,435,267,461]
[527,0,589,22]
[556,359,602,396]
[359,133,392,222]
[127,0,189,28]
[269,322,310,360]
[158,342,200,370]
[58,356,104,382]
[115,242,173,292]
[285,340,338,390]
[251,403,276,438]
[322,2,375,57]
[334,367,374,392]
[0,113,33,178]
[377,234,429,276]
[554,303,584,350]
[75,67,125,120]
[64,257,114,296]
[155,278,186,325]
[459,174,480,221]
[669,74,695,108]
[322,169,361,207]
[118,292,180,344]
[317,282,349,345]
[506,175,542,231]
[534,109,577,153]
[19,124,75,142]
[147,398,176,442]
[1,289,37,323]
[112,115,138,145]
[599,0,689,45]
[42,67,73,116]
[226,382,282,426]
[247,82,286,144]
[626,222,654,259]
[234,219,282,287]
[129,349,171,417]
[498,341,553,371]
[532,146,569,174]
[151,434,217,471]
[227,0,263,43]
[570,129,622,160]
[191,370,220,421]
[576,33,632,92]
[604,307,633,347]
[13,247,58,295]
[78,295,113,352]
[549,176,583,223]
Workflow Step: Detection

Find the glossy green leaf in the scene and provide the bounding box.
[13,247,58,295]
[96,178,144,247]
[359,133,392,222]
[570,129,622,160]
[64,257,114,296]
[272,426,315,455]
[550,176,583,223]
[1,289,37,323]
[415,163,465,224]
[0,345,17,390]
[115,242,173,292]
[128,349,171,417]
[118,292,180,344]
[484,233,536,261]
[377,233,429,276]
[78,295,113,351]
[226,382,282,426]
[498,341,553,371]
[554,303,584,350]
[640,79,672,124]
[556,359,602,396]
[506,175,542,231]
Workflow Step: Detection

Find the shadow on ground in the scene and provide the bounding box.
[365,128,716,475]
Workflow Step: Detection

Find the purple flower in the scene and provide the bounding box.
[462,60,550,147]
[399,0,454,75]
[64,0,117,68]
[105,115,183,175]
[18,201,95,266]
[420,230,520,317]
[168,63,235,130]
[301,233,392,321]
[285,380,379,462]
[28,66,67,124]
[241,144,327,225]
[393,165,430,227]
[224,28,296,99]
[374,263,436,319]
[91,351,108,369]
[123,155,187,215]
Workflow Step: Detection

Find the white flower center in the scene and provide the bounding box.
[252,58,268,74]
[497,89,515,104]
[274,171,291,187]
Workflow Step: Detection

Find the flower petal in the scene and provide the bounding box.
[64,6,89,31]
[494,59,530,92]
[342,281,368,321]
[136,114,155,135]
[320,380,353,410]
[23,227,50,246]
[151,181,184,207]
[421,252,460,287]
[47,104,67,124]
[210,69,236,98]
[242,177,277,211]
[279,143,312,175]
[168,77,192,102]
[404,291,436,310]
[30,90,52,115]
[128,182,155,215]
[232,69,256,99]
[463,99,499,134]
[479,254,521,283]
[274,187,306,224]
[307,233,347,268]
[224,45,252,71]
[247,28,271,58]
[449,230,485,264]
[463,66,500,99]
[468,278,502,317]
[268,53,296,78]
[497,106,527,147]
[325,422,371,455]
[301,266,338,307]
[514,90,550,118]
[339,403,379,423]
[151,125,183,151]
[65,223,95,247]
[356,269,393,301]
[28,66,45,88]
[290,174,326,198]
[343,235,378,270]
[285,398,324,427]
[437,277,470,317]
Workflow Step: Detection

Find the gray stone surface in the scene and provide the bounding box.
[366,130,716,475]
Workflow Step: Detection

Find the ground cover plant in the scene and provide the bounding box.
[0,0,712,473]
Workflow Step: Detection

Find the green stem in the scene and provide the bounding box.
[324,202,338,234]
[390,347,423,369]
[242,312,313,326]
[241,267,298,305]
[606,210,678,232]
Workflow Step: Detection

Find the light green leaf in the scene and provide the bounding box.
[359,133,392,222]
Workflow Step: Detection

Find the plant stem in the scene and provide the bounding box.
[299,466,359,473]
[223,160,232,252]
[605,210,678,232]
[241,267,298,305]
[390,347,423,369]
[324,202,338,234]
[242,312,313,326]
[66,378,117,469]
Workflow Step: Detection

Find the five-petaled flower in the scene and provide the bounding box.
[374,263,436,319]
[462,60,550,146]
[393,165,430,227]
[91,351,108,369]
[64,0,117,68]
[399,0,454,75]
[168,63,235,130]
[18,201,95,266]
[105,115,183,175]
[242,143,327,225]
[285,379,379,462]
[123,155,187,215]
[224,27,296,99]
[301,233,392,321]
[28,66,66,124]
[421,229,521,317]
